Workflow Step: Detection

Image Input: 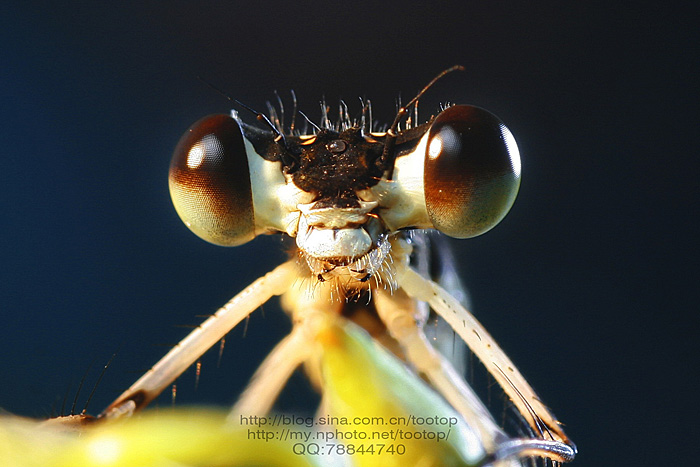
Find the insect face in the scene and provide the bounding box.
[169,102,521,283]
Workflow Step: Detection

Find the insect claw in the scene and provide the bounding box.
[479,438,577,465]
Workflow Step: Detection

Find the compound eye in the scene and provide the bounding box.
[169,114,255,246]
[424,105,521,238]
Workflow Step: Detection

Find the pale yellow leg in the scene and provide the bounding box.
[397,265,575,463]
[102,260,299,419]
[372,287,508,454]
[229,325,313,418]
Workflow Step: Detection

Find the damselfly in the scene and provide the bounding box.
[1,67,575,466]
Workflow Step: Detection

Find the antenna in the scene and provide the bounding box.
[377,65,465,177]
[197,76,287,145]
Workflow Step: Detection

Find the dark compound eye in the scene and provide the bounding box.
[424,105,521,238]
[168,114,255,246]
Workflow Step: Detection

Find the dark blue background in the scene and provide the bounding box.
[1,2,695,465]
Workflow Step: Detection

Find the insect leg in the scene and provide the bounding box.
[228,324,313,418]
[397,265,576,462]
[101,260,299,419]
[229,276,346,418]
[372,287,508,453]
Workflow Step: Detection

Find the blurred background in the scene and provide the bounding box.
[1,2,695,464]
